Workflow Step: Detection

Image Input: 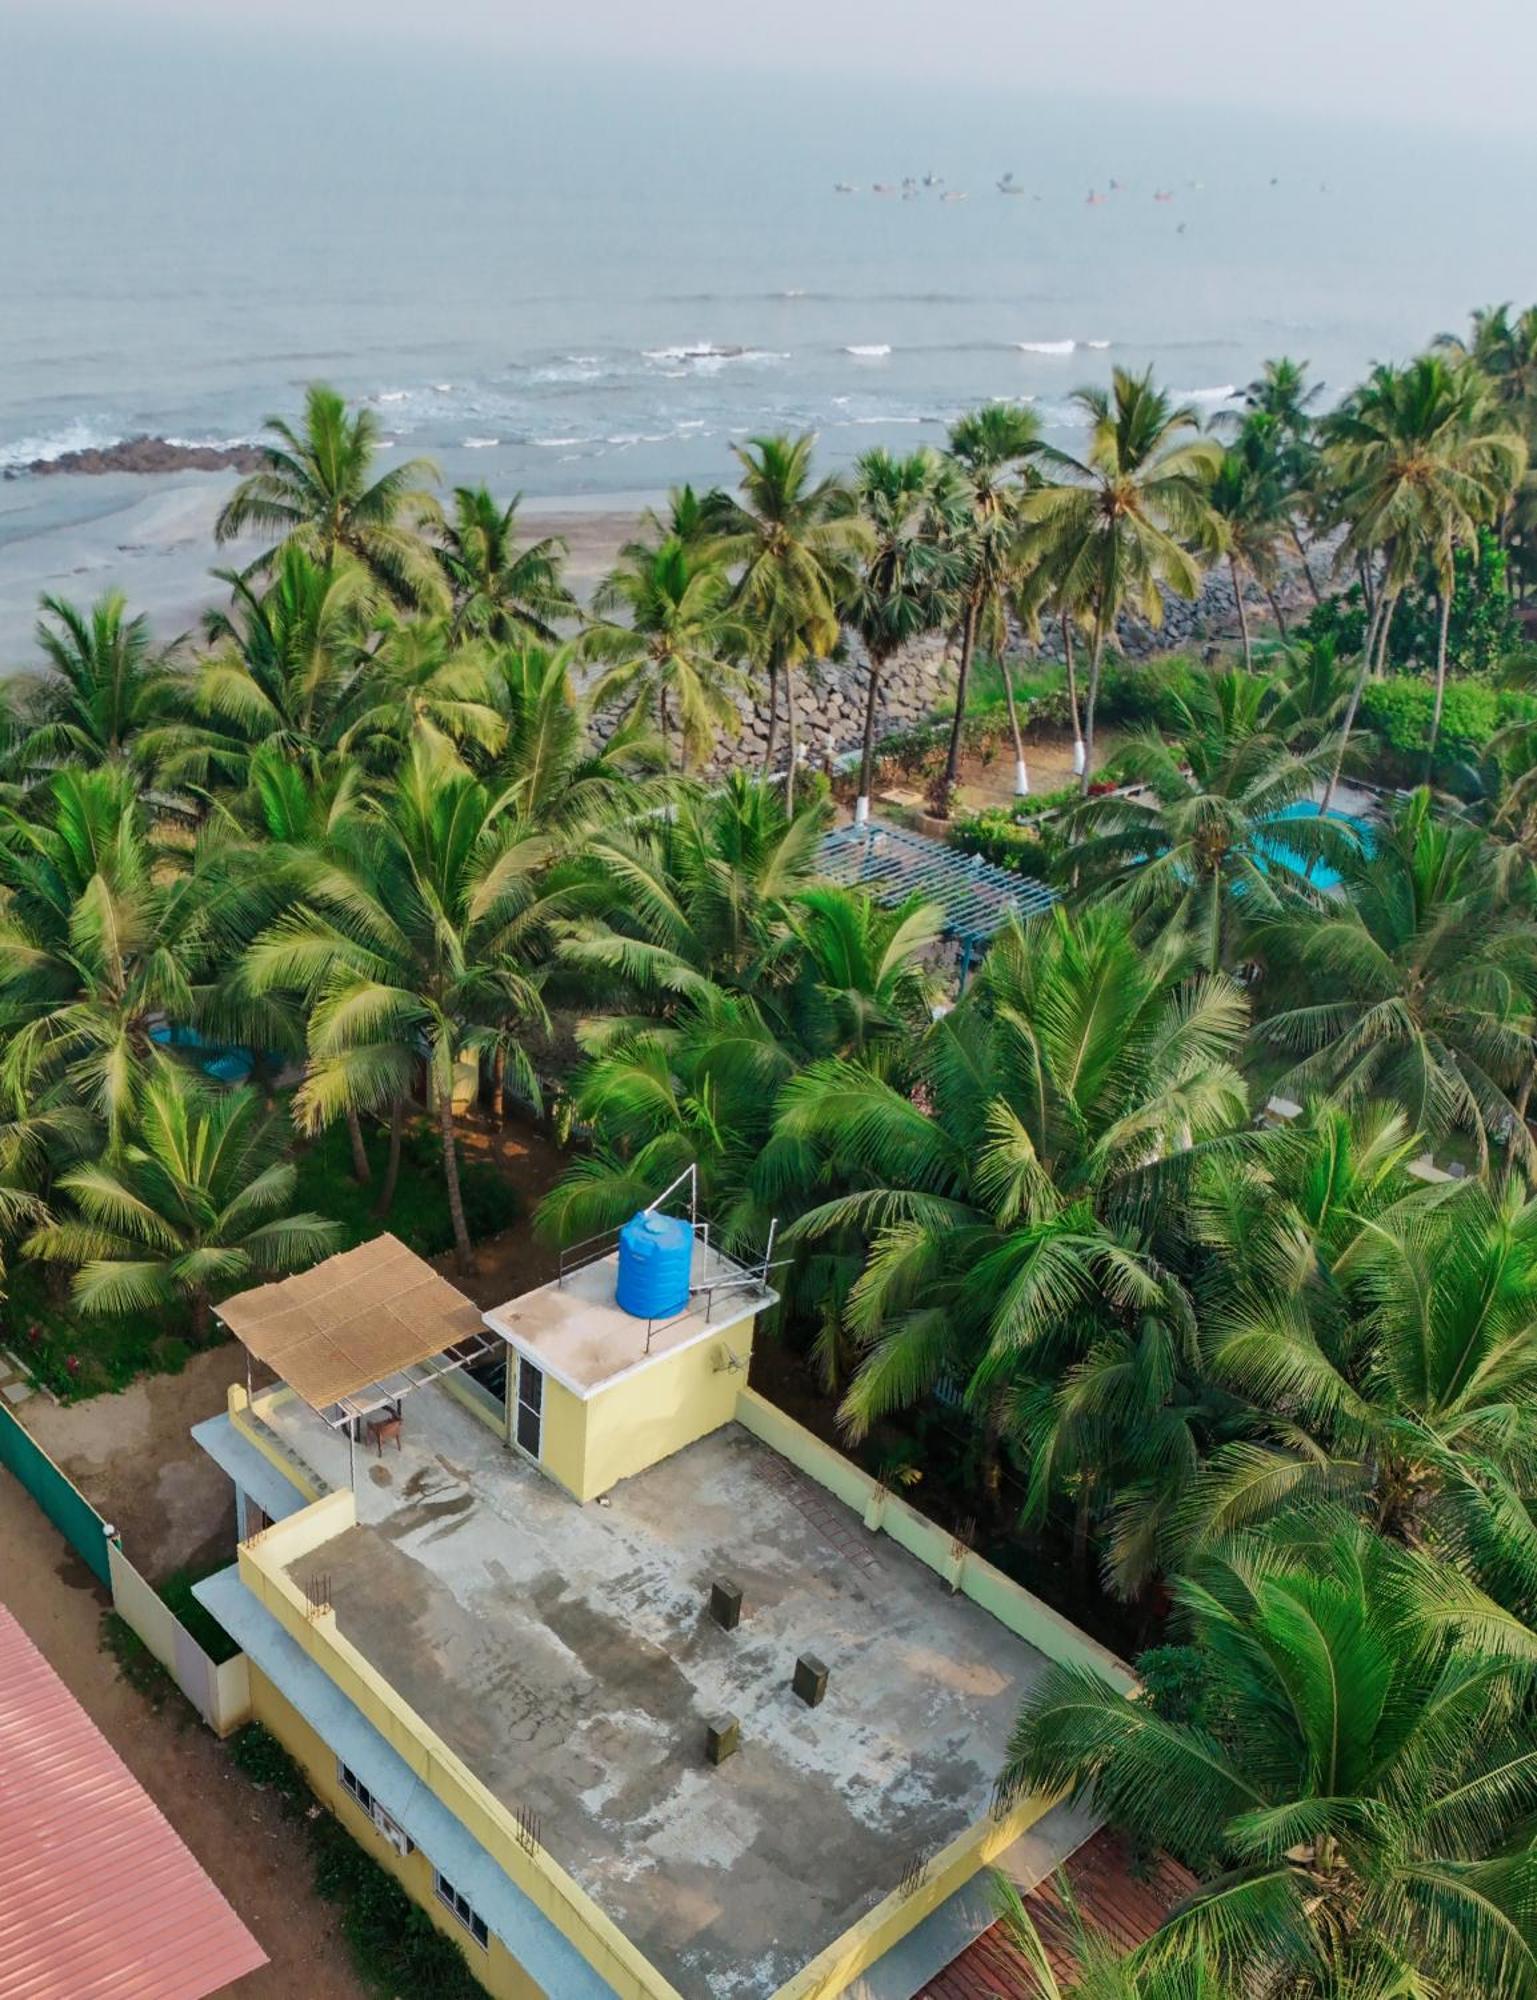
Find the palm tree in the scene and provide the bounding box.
[0,767,265,1140]
[537,988,796,1251]
[1190,1123,1537,1549]
[584,537,745,771]
[778,907,1249,1503]
[846,447,958,823]
[1004,1513,1537,1998]
[177,547,374,793]
[435,486,576,642]
[1254,788,1537,1169]
[709,434,869,811]
[485,640,665,835]
[1205,423,1291,668]
[3,592,172,776]
[1063,667,1342,971]
[1236,357,1325,601]
[1320,356,1524,806]
[1025,370,1221,795]
[215,383,445,609]
[939,405,1044,804]
[990,1873,1240,2000]
[337,615,507,772]
[243,742,552,1270]
[23,1064,339,1340]
[558,773,826,1008]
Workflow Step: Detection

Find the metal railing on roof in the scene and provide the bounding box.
[818,816,1056,947]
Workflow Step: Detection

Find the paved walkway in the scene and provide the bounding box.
[0,1469,365,2000]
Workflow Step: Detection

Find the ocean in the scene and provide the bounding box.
[2,13,1536,648]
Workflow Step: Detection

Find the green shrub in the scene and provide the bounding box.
[1137,1642,1219,1731]
[229,1722,310,1812]
[1357,678,1537,783]
[227,1726,488,1997]
[949,801,1069,877]
[1,1264,201,1403]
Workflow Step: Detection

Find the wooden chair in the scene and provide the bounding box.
[365,1404,403,1455]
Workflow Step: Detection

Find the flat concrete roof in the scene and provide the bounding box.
[260,1385,1054,1999]
[484,1238,769,1398]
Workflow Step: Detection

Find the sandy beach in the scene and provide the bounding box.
[0,473,650,664]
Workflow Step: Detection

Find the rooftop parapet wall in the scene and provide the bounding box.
[233,1494,685,2000]
[733,1387,1136,1692]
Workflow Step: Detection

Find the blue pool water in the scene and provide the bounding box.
[1255,802,1371,892]
[149,1022,254,1085]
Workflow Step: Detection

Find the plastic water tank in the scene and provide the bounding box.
[616,1210,694,1319]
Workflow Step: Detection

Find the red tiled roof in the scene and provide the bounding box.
[918,1829,1199,1998]
[0,1606,267,1999]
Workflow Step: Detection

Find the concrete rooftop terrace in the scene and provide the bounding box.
[485,1236,767,1395]
[259,1383,1054,1998]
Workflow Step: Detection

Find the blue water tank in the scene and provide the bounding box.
[616,1210,694,1319]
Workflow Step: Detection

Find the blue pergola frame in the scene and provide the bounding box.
[818,818,1057,989]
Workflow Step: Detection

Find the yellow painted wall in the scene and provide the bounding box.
[734,1387,1137,1690]
[247,1660,546,2000]
[576,1324,754,1501]
[530,1371,588,1497]
[527,1317,759,1504]
[235,1512,687,2000]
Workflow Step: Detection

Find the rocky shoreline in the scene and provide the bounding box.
[6,437,264,480]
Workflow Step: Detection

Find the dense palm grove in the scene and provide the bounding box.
[10,305,1537,1995]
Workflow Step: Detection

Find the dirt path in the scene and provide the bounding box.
[0,1470,366,2000]
[20,1344,249,1584]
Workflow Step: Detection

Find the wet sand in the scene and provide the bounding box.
[0,471,650,664]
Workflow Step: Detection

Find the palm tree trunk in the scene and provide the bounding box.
[1265,583,1290,639]
[1290,521,1322,603]
[1321,588,1396,816]
[760,648,782,777]
[659,686,673,773]
[855,645,885,825]
[942,598,980,800]
[999,655,1029,796]
[344,1105,371,1184]
[1061,613,1086,776]
[1230,555,1253,671]
[438,1084,473,1276]
[1080,604,1109,798]
[784,664,800,814]
[1425,582,1455,782]
[373,1095,406,1218]
[191,1289,212,1345]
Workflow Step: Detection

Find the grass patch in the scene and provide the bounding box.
[158,1563,240,1664]
[99,1612,199,1727]
[292,1113,517,1260]
[1,1263,201,1404]
[228,1725,489,1999]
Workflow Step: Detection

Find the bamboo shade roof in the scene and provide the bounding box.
[217,1234,486,1413]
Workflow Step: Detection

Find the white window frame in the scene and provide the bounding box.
[337,1759,375,1817]
[434,1870,490,1949]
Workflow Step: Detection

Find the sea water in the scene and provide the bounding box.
[3,17,1536,512]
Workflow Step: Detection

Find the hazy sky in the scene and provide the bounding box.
[3,0,1533,128]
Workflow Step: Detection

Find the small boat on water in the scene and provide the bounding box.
[1153,189,1174,202]
[1086,189,1105,205]
[922,170,943,187]
[872,183,897,196]
[998,172,1024,194]
[834,181,858,194]
[940,190,968,203]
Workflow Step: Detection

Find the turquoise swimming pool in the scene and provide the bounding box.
[1255,801,1371,891]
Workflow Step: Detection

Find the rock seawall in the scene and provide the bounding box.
[700,556,1325,773]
